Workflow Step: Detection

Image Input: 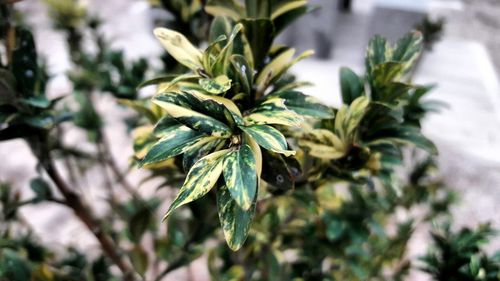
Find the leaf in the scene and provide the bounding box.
[211,24,243,76]
[137,75,177,89]
[260,150,301,194]
[266,90,334,118]
[340,67,364,105]
[244,98,303,127]
[298,140,345,160]
[217,184,256,251]
[392,31,423,73]
[153,28,203,71]
[0,69,16,105]
[128,206,153,243]
[366,35,391,74]
[255,48,313,90]
[230,54,253,95]
[183,137,224,171]
[271,0,307,20]
[11,27,38,97]
[272,4,314,35]
[240,18,275,69]
[223,144,257,210]
[367,126,437,155]
[129,246,149,277]
[163,149,229,219]
[199,75,232,94]
[140,125,204,166]
[205,0,245,21]
[241,124,294,156]
[30,178,53,202]
[152,99,233,137]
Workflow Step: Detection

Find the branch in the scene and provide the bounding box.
[32,138,137,281]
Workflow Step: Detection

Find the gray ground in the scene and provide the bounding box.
[445,0,500,75]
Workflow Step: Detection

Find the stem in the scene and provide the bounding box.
[100,131,142,200]
[32,137,137,281]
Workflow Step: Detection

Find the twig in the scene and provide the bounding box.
[32,136,137,281]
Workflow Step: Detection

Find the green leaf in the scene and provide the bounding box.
[260,150,301,194]
[128,206,153,243]
[11,27,38,97]
[230,54,253,95]
[266,90,334,118]
[223,144,257,210]
[30,178,53,202]
[217,184,256,251]
[199,75,232,94]
[140,125,204,166]
[137,75,177,89]
[153,28,203,71]
[163,149,229,219]
[0,69,16,105]
[129,246,149,277]
[340,67,364,105]
[240,18,275,69]
[272,4,314,35]
[241,124,294,156]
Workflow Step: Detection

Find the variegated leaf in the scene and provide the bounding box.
[392,31,423,74]
[153,98,233,138]
[223,144,257,210]
[217,184,256,251]
[153,28,203,71]
[183,137,225,171]
[256,48,314,91]
[265,90,334,119]
[212,24,243,76]
[271,0,308,20]
[199,75,232,94]
[140,125,204,166]
[164,149,229,220]
[244,98,303,127]
[298,140,345,160]
[205,0,245,21]
[241,125,295,156]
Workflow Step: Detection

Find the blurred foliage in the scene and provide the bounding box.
[421,223,500,281]
[415,16,445,51]
[0,0,497,281]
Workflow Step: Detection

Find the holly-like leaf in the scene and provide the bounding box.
[217,184,256,251]
[223,144,257,210]
[163,149,229,219]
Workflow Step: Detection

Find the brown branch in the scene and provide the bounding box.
[33,138,137,281]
